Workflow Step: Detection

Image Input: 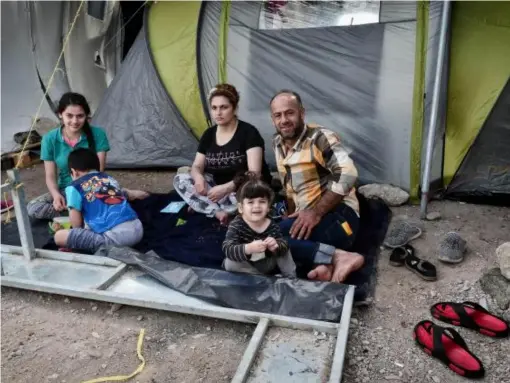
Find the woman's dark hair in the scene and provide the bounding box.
[208,83,240,109]
[58,92,95,152]
[68,148,100,173]
[236,172,274,204]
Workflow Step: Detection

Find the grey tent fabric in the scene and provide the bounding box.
[1,1,56,153]
[28,1,70,111]
[380,1,417,23]
[445,78,510,203]
[199,1,221,102]
[91,29,198,168]
[227,3,417,189]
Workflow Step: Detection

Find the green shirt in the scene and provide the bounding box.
[40,126,110,189]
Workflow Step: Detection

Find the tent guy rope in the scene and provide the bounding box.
[2,0,85,224]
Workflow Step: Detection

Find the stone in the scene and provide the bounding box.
[64,298,70,304]
[384,375,400,380]
[87,350,102,359]
[431,376,440,383]
[496,242,510,280]
[479,268,510,310]
[137,315,144,321]
[109,303,123,313]
[48,374,59,380]
[91,306,98,312]
[358,184,409,206]
[426,212,441,221]
[92,332,100,338]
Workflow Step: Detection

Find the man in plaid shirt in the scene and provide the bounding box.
[270,90,364,283]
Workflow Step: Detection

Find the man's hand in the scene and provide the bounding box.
[245,240,267,255]
[263,237,279,252]
[207,184,229,203]
[289,209,322,240]
[52,194,66,212]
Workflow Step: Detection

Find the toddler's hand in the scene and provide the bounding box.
[263,237,279,252]
[246,240,267,255]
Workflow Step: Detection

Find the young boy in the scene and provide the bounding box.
[54,148,144,253]
[222,177,296,277]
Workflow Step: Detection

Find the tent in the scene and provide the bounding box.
[2,1,509,205]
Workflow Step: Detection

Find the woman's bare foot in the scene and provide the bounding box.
[307,264,333,281]
[331,250,364,283]
[215,210,229,226]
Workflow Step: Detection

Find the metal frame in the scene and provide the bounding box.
[1,169,355,382]
[420,0,452,218]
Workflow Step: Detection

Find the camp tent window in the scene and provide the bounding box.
[259,1,381,30]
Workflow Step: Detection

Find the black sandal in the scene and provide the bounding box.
[390,245,437,281]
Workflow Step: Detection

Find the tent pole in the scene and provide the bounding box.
[420,0,451,219]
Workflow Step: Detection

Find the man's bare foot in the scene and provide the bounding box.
[331,250,365,283]
[307,264,333,281]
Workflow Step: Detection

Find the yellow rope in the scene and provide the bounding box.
[81,329,146,383]
[14,0,85,169]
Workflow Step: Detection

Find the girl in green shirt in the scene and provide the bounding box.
[28,92,148,220]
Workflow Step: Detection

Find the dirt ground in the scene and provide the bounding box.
[2,164,509,383]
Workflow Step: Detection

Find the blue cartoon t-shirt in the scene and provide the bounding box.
[65,171,138,234]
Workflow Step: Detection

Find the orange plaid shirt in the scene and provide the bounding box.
[273,124,359,215]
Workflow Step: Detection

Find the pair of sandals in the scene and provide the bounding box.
[390,244,437,281]
[414,301,509,379]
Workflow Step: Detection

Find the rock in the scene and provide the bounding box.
[87,350,102,359]
[430,290,437,298]
[479,268,510,310]
[362,340,370,345]
[394,361,404,368]
[92,332,100,339]
[431,376,440,383]
[109,303,123,313]
[48,373,59,380]
[206,326,211,331]
[496,242,510,280]
[350,318,359,326]
[426,212,441,221]
[358,184,409,206]
[479,296,488,309]
[91,306,98,312]
[192,334,206,339]
[137,315,144,321]
[64,298,70,304]
[384,375,401,380]
[101,364,107,369]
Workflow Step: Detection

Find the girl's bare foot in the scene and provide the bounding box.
[331,250,364,283]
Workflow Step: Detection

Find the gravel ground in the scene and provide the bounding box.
[2,164,509,383]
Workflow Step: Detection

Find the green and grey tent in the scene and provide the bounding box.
[2,1,509,205]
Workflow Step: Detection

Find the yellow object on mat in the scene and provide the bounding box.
[81,329,146,383]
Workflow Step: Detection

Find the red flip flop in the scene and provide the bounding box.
[431,301,509,338]
[413,320,485,379]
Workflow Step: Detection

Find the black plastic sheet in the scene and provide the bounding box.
[102,246,350,322]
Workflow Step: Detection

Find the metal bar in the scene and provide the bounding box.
[0,246,122,267]
[0,275,339,333]
[231,318,270,383]
[7,169,35,260]
[94,264,128,290]
[420,0,451,218]
[1,182,12,192]
[328,285,355,383]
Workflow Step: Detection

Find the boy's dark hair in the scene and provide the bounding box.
[236,172,274,204]
[68,148,100,172]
